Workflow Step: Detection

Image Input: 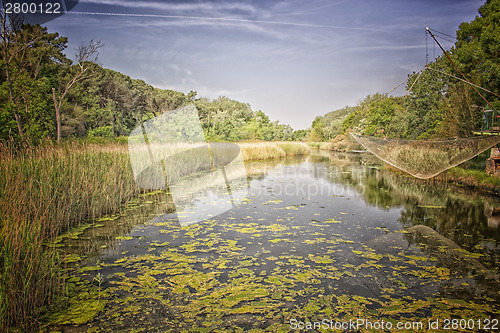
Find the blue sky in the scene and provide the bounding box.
[44,0,484,130]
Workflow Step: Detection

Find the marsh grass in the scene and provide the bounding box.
[354,134,500,179]
[238,142,309,161]
[129,142,212,189]
[306,142,331,150]
[388,146,455,177]
[275,142,310,156]
[0,141,139,330]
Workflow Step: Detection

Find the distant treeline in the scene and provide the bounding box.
[312,0,500,141]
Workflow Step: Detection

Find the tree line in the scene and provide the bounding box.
[0,10,307,145]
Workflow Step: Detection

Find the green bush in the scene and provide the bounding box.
[88,126,114,138]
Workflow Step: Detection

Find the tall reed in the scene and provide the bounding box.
[0,141,139,330]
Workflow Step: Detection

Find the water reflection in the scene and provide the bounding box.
[58,191,176,258]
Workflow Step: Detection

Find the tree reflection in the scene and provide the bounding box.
[310,151,499,268]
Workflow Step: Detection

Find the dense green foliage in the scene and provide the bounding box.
[0,24,69,142]
[321,0,500,140]
[455,0,500,102]
[195,97,298,141]
[309,105,355,141]
[341,94,406,138]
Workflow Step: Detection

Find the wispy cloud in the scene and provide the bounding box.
[67,10,387,33]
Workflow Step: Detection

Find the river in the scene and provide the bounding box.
[45,151,500,332]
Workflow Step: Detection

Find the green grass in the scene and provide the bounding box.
[444,167,500,191]
[387,145,454,178]
[274,142,310,156]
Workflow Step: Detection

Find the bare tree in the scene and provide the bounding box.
[52,39,102,142]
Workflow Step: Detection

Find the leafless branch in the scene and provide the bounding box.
[76,39,102,64]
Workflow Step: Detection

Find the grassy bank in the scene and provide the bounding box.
[440,167,500,193]
[383,162,500,194]
[0,142,139,330]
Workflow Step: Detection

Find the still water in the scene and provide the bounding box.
[46,151,499,332]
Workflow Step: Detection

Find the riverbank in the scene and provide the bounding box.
[322,133,500,194]
[239,141,310,160]
[439,167,500,194]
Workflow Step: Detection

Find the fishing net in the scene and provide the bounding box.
[352,134,500,179]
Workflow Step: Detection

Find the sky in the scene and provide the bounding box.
[42,0,484,130]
